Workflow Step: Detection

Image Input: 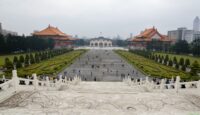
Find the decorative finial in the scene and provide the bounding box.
[100,32,102,37]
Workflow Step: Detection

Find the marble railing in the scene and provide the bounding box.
[123,76,200,92]
[0,70,81,102]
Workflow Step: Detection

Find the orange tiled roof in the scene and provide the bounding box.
[130,27,171,42]
[33,25,69,36]
[33,25,76,40]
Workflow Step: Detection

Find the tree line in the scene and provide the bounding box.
[170,39,200,56]
[0,34,55,54]
[130,50,200,76]
[4,49,73,71]
[146,39,200,56]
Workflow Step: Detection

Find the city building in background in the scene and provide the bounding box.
[193,16,200,32]
[0,23,18,36]
[168,27,194,43]
[33,25,76,49]
[168,16,200,43]
[128,27,172,50]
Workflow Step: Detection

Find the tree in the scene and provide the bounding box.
[164,55,169,65]
[191,39,200,56]
[185,59,190,67]
[35,53,40,63]
[179,58,184,66]
[155,55,158,61]
[0,34,6,54]
[13,56,18,66]
[19,55,25,63]
[16,60,22,68]
[190,61,200,76]
[160,56,164,63]
[159,57,162,63]
[0,34,55,54]
[174,40,190,54]
[168,60,173,66]
[38,52,42,60]
[30,54,35,64]
[25,54,30,66]
[181,65,186,71]
[175,63,179,69]
[4,57,13,69]
[173,57,177,65]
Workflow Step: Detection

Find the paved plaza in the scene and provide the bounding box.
[59,50,145,81]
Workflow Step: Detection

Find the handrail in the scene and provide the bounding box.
[0,80,12,88]
[123,76,200,92]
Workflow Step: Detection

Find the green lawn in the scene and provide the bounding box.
[115,50,195,80]
[154,52,200,67]
[4,50,86,77]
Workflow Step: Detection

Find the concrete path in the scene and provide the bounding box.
[59,50,145,81]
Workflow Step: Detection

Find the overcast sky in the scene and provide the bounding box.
[0,0,199,39]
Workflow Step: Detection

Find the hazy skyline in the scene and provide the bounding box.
[0,0,199,39]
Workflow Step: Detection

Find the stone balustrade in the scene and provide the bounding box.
[0,70,81,102]
[123,76,200,93]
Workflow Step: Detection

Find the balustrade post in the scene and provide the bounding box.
[198,80,200,90]
[65,76,67,83]
[151,81,155,89]
[140,78,143,85]
[12,70,19,92]
[185,83,190,89]
[55,79,60,89]
[171,77,174,83]
[135,79,138,85]
[160,79,165,91]
[46,76,50,87]
[59,75,62,83]
[145,76,149,85]
[2,75,5,82]
[175,76,180,93]
[33,73,38,90]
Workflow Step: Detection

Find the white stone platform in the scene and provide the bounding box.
[0,82,200,115]
[74,46,128,50]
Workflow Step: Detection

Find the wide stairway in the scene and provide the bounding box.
[0,81,200,115]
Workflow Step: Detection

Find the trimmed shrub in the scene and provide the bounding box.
[13,56,18,65]
[19,55,25,63]
[168,60,173,66]
[25,54,30,66]
[175,63,179,69]
[181,65,186,71]
[4,57,13,69]
[173,57,177,64]
[30,54,35,64]
[179,58,184,66]
[185,58,190,67]
[190,61,200,76]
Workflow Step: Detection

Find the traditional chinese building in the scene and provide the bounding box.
[33,25,75,49]
[128,27,172,51]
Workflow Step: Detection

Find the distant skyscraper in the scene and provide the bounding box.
[168,27,194,43]
[0,23,2,34]
[193,16,200,31]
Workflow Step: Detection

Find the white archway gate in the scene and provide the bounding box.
[90,37,113,47]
